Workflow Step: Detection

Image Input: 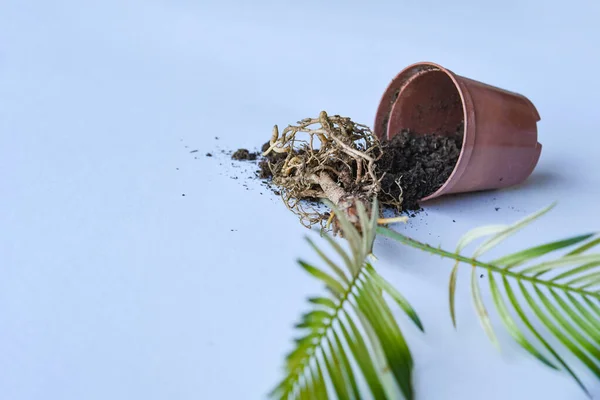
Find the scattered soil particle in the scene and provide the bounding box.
[215,136,220,140]
[182,194,186,196]
[232,148,258,161]
[206,153,213,157]
[190,150,198,153]
[376,122,463,210]
[495,207,500,211]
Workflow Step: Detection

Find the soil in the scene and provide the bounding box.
[231,121,463,213]
[258,144,288,179]
[375,122,463,210]
[232,148,258,161]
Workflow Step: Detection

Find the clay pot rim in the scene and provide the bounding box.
[375,61,475,201]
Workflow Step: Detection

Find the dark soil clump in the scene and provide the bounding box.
[376,122,463,210]
[232,148,258,161]
[258,143,289,179]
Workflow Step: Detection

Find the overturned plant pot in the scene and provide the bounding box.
[374,61,542,201]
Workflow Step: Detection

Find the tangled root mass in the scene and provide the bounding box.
[258,111,463,232]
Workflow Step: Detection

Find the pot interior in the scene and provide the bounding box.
[389,69,464,139]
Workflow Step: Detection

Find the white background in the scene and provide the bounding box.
[2,1,600,399]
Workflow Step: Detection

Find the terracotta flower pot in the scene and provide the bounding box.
[374,61,542,201]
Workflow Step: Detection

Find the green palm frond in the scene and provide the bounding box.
[378,203,600,397]
[271,199,424,400]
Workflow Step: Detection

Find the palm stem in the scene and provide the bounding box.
[376,226,600,300]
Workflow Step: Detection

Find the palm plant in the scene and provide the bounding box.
[269,199,424,400]
[272,200,600,399]
[378,203,600,397]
